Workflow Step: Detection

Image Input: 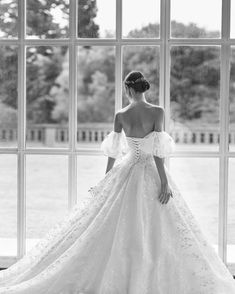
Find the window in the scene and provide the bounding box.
[0,0,234,275]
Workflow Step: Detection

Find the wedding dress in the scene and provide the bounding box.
[0,129,235,294]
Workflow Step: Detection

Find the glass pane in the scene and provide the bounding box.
[0,155,17,257]
[26,155,68,252]
[170,46,220,152]
[0,0,18,39]
[231,0,235,38]
[0,45,18,148]
[77,46,115,147]
[229,47,235,151]
[122,46,160,107]
[77,155,107,202]
[122,0,160,38]
[77,0,115,38]
[169,158,219,251]
[122,0,161,38]
[171,0,221,38]
[26,0,69,39]
[228,159,235,263]
[26,46,69,148]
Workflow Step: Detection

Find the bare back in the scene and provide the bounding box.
[119,102,164,138]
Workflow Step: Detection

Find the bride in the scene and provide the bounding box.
[0,70,235,293]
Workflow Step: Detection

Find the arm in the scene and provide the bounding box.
[153,156,167,185]
[153,108,172,204]
[105,112,123,174]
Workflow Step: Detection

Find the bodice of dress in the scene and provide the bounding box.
[100,129,175,162]
[126,134,156,162]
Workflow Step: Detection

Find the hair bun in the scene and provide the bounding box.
[133,77,150,92]
[124,71,150,93]
[143,79,150,91]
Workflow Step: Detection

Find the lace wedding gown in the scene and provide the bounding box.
[0,130,235,294]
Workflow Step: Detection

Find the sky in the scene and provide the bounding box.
[94,0,234,37]
[1,0,234,38]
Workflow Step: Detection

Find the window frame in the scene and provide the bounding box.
[0,0,234,274]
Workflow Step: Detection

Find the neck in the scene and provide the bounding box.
[130,94,147,104]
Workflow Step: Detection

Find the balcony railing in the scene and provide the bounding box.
[0,123,233,146]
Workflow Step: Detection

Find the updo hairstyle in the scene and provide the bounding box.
[124,71,150,93]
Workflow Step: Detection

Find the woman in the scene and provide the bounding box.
[0,70,235,293]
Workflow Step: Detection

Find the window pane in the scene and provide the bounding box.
[228,159,235,263]
[26,0,69,39]
[77,155,107,202]
[122,46,160,107]
[170,46,220,151]
[77,0,115,38]
[171,0,221,38]
[169,158,219,251]
[26,155,68,252]
[77,46,115,147]
[0,0,18,39]
[231,0,235,38]
[0,45,18,148]
[0,155,17,257]
[229,47,235,151]
[26,46,69,148]
[122,0,160,38]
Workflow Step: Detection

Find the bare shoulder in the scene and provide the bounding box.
[118,105,130,114]
[153,105,165,116]
[146,104,164,117]
[115,109,125,120]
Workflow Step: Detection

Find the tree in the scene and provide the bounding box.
[51,46,115,123]
[170,46,220,123]
[0,46,18,109]
[1,3,234,126]
[77,0,99,38]
[171,21,220,38]
[0,0,99,125]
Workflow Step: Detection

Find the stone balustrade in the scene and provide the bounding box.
[0,123,234,146]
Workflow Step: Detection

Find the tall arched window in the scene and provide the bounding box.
[0,0,234,275]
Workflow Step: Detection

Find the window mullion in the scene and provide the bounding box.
[17,0,26,258]
[68,0,78,210]
[218,0,231,263]
[115,0,122,112]
[162,0,170,132]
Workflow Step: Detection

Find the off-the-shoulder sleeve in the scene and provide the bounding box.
[152,131,175,158]
[100,130,129,159]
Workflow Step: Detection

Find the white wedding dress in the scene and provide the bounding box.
[0,130,235,294]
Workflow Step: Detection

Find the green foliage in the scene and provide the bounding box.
[77,46,115,122]
[127,23,160,38]
[170,46,220,123]
[0,0,99,125]
[0,102,17,128]
[0,0,18,38]
[171,20,220,38]
[26,46,65,123]
[0,46,17,109]
[26,0,69,39]
[1,4,235,127]
[77,0,99,38]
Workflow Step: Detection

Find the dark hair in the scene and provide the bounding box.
[124,71,150,93]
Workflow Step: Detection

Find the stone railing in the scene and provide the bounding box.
[0,123,235,146]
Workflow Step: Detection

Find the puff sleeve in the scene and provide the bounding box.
[152,131,175,158]
[100,130,129,159]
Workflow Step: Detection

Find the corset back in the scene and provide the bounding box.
[126,137,154,163]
